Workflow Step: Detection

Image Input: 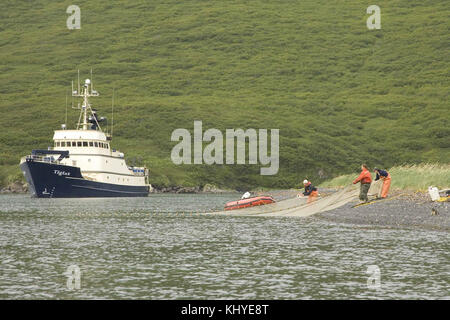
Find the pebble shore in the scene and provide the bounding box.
[315,191,449,232]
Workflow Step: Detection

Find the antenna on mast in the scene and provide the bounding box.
[111,88,115,139]
[64,91,68,128]
[71,80,74,109]
[70,70,102,131]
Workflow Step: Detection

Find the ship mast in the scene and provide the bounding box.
[72,71,100,131]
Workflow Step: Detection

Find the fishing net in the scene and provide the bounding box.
[205,180,382,217]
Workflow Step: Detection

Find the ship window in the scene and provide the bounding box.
[83,141,88,147]
[106,144,109,149]
[61,142,66,147]
[56,142,60,147]
[89,142,93,147]
[77,141,82,147]
[94,142,98,147]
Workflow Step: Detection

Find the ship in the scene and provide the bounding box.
[20,73,150,198]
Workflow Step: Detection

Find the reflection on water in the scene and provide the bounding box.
[0,194,448,299]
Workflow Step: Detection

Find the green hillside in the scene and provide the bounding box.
[0,0,449,189]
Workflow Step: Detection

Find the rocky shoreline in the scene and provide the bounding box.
[315,190,449,232]
[0,181,235,194]
[149,183,234,194]
[0,182,28,194]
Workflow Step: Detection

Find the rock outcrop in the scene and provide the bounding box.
[149,184,231,193]
[0,182,28,194]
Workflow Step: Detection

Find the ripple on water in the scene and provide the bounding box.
[0,194,449,299]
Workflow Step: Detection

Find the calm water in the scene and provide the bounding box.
[0,194,448,299]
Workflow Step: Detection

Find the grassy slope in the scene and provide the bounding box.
[320,164,450,191]
[0,0,449,189]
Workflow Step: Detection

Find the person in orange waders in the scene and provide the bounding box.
[374,168,391,199]
[353,164,372,203]
[301,179,318,203]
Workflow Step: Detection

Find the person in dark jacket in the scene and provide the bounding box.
[353,164,372,202]
[301,179,318,203]
[374,168,391,198]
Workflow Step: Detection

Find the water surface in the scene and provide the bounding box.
[0,194,448,299]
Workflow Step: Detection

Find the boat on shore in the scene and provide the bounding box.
[20,73,150,198]
[224,196,275,211]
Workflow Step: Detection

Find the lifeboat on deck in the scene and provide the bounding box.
[224,196,276,211]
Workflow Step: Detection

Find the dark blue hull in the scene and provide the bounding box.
[20,159,149,198]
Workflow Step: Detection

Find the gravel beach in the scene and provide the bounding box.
[315,191,449,232]
[264,189,449,231]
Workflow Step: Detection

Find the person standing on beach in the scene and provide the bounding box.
[374,168,391,199]
[353,164,372,203]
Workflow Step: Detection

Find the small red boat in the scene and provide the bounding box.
[224,196,276,211]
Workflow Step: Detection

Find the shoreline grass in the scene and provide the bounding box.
[319,164,450,191]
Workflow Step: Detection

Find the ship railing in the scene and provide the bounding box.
[26,154,59,164]
[30,150,69,162]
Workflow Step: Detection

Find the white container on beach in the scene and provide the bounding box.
[428,186,440,201]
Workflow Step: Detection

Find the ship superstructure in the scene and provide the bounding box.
[20,74,150,197]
